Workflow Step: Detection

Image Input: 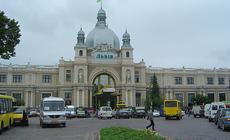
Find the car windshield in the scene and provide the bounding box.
[225,111,230,116]
[77,108,84,111]
[102,107,112,111]
[120,108,129,111]
[219,105,225,109]
[65,108,74,111]
[14,107,25,113]
[165,101,177,107]
[212,105,218,110]
[43,101,64,111]
[136,109,145,112]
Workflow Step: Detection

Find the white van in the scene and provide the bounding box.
[208,102,226,122]
[97,106,112,119]
[204,104,211,118]
[40,97,66,128]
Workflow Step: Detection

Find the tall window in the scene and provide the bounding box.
[0,74,7,83]
[136,93,141,106]
[42,75,52,83]
[175,77,182,85]
[41,93,51,99]
[218,77,225,85]
[188,93,195,106]
[219,93,226,101]
[65,92,72,99]
[65,70,71,82]
[187,77,194,85]
[126,51,130,58]
[207,77,214,85]
[175,93,183,106]
[79,50,83,56]
[13,75,23,83]
[207,93,214,102]
[135,71,140,83]
[12,93,22,101]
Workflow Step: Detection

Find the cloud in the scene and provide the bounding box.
[0,0,230,68]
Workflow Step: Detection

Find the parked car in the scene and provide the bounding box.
[153,110,160,117]
[192,105,204,118]
[28,108,40,117]
[76,107,86,118]
[133,107,146,118]
[217,108,230,131]
[85,107,95,117]
[13,106,29,126]
[115,108,132,119]
[97,106,112,119]
[209,102,226,122]
[65,105,76,118]
[204,104,211,118]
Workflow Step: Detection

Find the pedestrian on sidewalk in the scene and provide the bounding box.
[146,110,155,131]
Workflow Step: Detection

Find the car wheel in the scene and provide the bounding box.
[62,123,66,127]
[7,119,11,129]
[208,118,211,122]
[165,117,168,120]
[0,122,3,134]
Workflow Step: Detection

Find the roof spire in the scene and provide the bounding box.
[101,0,103,9]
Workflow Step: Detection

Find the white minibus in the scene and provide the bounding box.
[208,102,226,122]
[40,97,66,128]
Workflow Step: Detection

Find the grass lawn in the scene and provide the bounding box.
[100,127,167,140]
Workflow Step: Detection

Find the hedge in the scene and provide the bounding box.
[100,127,166,140]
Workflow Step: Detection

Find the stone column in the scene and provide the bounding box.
[82,90,85,107]
[89,90,92,107]
[77,90,80,107]
[25,91,29,107]
[73,88,78,107]
[125,91,128,106]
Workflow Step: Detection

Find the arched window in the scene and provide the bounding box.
[126,51,130,58]
[79,50,83,56]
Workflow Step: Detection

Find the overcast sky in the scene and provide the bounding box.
[1,0,230,68]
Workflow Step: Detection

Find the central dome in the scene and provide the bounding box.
[85,8,120,49]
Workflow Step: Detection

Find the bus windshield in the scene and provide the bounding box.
[165,101,177,107]
[43,101,64,111]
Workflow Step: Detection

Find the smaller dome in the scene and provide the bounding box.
[78,27,85,35]
[98,8,106,15]
[123,29,130,38]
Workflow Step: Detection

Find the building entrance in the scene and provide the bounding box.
[92,74,117,109]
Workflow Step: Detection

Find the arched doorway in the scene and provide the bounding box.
[92,73,117,109]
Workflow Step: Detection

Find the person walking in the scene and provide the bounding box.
[146,110,155,131]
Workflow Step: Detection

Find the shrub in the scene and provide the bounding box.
[100,127,166,140]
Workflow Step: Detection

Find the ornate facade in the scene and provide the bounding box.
[0,8,230,108]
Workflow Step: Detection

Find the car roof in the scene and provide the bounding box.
[42,96,64,102]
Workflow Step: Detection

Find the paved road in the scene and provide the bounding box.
[1,115,230,140]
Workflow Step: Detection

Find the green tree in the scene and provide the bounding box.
[193,94,211,105]
[0,11,21,59]
[145,74,162,111]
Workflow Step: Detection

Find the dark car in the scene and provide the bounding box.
[133,107,146,118]
[217,108,230,131]
[115,108,132,119]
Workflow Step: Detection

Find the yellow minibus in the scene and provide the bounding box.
[164,100,182,120]
[0,95,15,134]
